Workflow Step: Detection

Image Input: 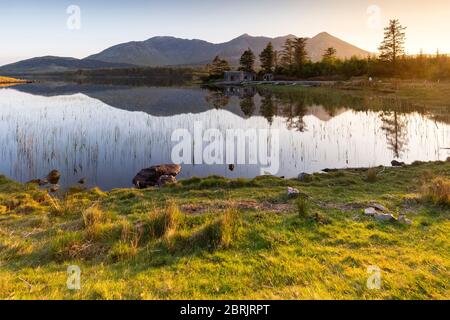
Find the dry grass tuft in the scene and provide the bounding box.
[296,197,309,218]
[422,177,450,206]
[82,205,108,228]
[366,168,378,183]
[190,208,240,250]
[144,202,184,239]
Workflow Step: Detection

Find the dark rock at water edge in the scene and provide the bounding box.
[133,164,181,189]
[298,172,313,182]
[391,160,405,167]
[47,170,61,184]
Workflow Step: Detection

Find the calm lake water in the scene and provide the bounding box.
[0,82,449,189]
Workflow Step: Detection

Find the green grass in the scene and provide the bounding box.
[0,161,449,300]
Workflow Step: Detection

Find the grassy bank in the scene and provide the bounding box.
[0,161,449,300]
[259,80,450,124]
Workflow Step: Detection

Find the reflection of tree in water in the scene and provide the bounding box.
[379,111,409,158]
[260,94,276,125]
[280,98,309,132]
[205,90,229,109]
[239,96,255,117]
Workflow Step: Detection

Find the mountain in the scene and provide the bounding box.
[305,32,369,62]
[87,32,370,67]
[0,33,371,73]
[0,56,134,74]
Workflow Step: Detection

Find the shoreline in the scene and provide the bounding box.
[0,76,33,86]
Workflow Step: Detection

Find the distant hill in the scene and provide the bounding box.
[1,33,370,73]
[87,32,370,67]
[0,56,134,74]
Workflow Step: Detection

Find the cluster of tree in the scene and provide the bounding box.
[207,19,450,81]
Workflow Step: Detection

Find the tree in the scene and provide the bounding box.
[378,19,406,68]
[293,37,309,70]
[280,38,295,71]
[207,56,230,79]
[322,47,337,63]
[260,42,275,73]
[380,111,408,158]
[239,96,255,117]
[205,90,229,109]
[239,48,256,73]
[260,93,276,125]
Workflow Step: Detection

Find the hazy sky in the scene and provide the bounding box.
[1,0,450,65]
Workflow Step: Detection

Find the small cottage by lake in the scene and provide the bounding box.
[224,71,256,83]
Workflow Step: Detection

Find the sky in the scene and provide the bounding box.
[1,0,450,65]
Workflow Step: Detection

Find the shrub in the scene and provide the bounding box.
[422,177,450,206]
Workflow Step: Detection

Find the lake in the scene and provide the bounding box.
[0,82,449,189]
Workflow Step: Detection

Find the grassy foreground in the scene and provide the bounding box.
[0,161,449,300]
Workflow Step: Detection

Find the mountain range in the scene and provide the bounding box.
[0,32,370,74]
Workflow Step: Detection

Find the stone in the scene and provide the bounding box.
[374,213,397,222]
[47,170,61,184]
[133,164,181,189]
[298,172,313,182]
[398,214,412,225]
[369,202,388,212]
[364,207,377,216]
[287,187,300,197]
[391,160,405,167]
[158,175,177,187]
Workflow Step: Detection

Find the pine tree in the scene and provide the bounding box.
[322,47,337,63]
[281,38,295,71]
[378,19,406,69]
[207,56,230,79]
[239,48,256,73]
[259,42,275,73]
[293,37,309,70]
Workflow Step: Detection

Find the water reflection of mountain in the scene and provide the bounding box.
[12,82,450,124]
[12,82,244,116]
[11,82,349,121]
[1,87,448,189]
